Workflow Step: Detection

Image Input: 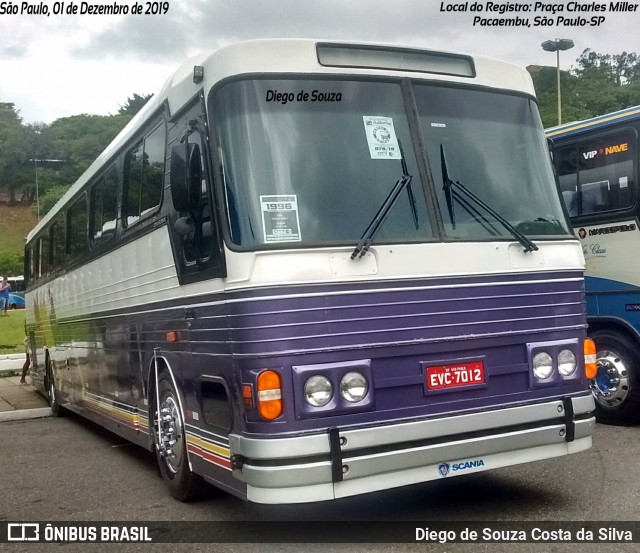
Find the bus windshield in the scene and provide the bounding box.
[415,85,570,239]
[213,78,571,249]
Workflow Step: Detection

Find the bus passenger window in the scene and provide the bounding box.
[577,131,635,216]
[67,196,87,258]
[556,146,578,216]
[50,217,65,269]
[556,131,635,217]
[124,122,165,228]
[91,168,118,246]
[28,246,35,281]
[38,234,49,278]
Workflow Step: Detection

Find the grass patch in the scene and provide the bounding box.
[0,310,26,353]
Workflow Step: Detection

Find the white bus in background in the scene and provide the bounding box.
[25,39,595,504]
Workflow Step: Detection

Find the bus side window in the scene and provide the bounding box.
[50,216,65,269]
[91,167,118,246]
[124,121,165,228]
[556,145,578,216]
[67,195,88,259]
[38,234,49,278]
[577,131,635,216]
[28,246,36,282]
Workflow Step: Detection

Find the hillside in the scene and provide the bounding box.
[0,203,39,275]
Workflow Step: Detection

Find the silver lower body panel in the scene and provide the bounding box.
[230,393,595,504]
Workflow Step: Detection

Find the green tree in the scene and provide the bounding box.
[118,93,152,117]
[575,49,640,86]
[0,103,31,204]
[0,249,24,275]
[33,112,131,217]
[47,113,130,180]
[33,184,69,219]
[532,49,640,127]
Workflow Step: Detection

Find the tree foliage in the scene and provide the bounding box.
[533,48,640,128]
[0,103,31,204]
[32,184,71,219]
[117,93,152,117]
[0,93,152,217]
[0,249,24,276]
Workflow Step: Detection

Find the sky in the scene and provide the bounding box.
[1,0,639,124]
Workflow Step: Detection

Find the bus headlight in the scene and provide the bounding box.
[558,349,577,377]
[340,372,369,403]
[532,352,554,380]
[304,375,333,407]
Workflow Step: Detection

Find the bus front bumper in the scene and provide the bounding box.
[229,394,595,504]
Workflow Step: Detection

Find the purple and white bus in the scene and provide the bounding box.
[25,40,595,503]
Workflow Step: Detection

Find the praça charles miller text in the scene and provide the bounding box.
[439,1,637,27]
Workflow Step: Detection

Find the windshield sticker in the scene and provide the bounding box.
[363,116,401,160]
[260,195,302,243]
[431,122,447,128]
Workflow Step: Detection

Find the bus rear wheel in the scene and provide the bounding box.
[153,375,204,501]
[590,330,640,425]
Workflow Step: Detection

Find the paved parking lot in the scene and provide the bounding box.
[0,403,639,552]
[0,372,638,551]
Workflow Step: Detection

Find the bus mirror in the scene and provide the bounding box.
[170,142,202,212]
[174,216,195,237]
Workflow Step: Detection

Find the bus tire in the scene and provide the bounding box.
[590,330,640,425]
[154,375,203,501]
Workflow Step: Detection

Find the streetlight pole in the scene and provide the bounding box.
[32,129,41,221]
[35,156,40,220]
[541,38,574,126]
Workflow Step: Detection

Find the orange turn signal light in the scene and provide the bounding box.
[257,370,283,420]
[584,338,598,379]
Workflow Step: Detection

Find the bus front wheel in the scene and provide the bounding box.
[153,375,204,501]
[590,330,640,425]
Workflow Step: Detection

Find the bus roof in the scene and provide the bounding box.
[27,39,537,243]
[546,104,640,140]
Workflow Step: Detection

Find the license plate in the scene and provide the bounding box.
[426,361,485,390]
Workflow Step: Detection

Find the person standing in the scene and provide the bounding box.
[0,276,10,316]
[20,334,30,385]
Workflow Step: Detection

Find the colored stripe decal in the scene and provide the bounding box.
[186,433,232,470]
[83,392,149,434]
[546,106,640,138]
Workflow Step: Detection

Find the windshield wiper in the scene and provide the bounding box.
[440,144,538,253]
[351,174,413,259]
[351,142,417,259]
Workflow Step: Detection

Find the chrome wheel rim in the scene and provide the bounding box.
[590,349,630,408]
[158,393,184,475]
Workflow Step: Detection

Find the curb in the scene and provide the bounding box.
[0,354,27,375]
[0,407,53,423]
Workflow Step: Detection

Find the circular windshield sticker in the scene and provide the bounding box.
[363,116,401,159]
